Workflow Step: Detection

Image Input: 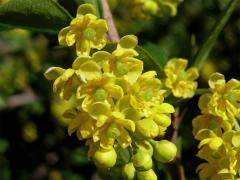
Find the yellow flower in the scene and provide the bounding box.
[197,145,238,180]
[44,67,80,100]
[92,111,135,149]
[77,73,123,117]
[58,4,108,56]
[68,111,96,140]
[104,35,143,84]
[199,72,240,121]
[118,71,175,137]
[195,129,223,151]
[192,114,231,137]
[164,58,199,98]
[72,55,102,82]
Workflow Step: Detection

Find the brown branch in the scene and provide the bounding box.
[7,87,39,108]
[166,108,187,180]
[101,0,120,42]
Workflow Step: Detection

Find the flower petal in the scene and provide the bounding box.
[208,72,225,89]
[58,27,70,46]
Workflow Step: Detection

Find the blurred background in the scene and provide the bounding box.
[0,0,240,179]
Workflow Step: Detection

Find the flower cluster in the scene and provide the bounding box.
[46,34,177,178]
[121,0,183,19]
[193,73,240,179]
[44,4,180,179]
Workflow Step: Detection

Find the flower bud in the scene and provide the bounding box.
[143,1,158,15]
[136,119,159,138]
[154,114,171,128]
[132,151,152,171]
[136,140,153,156]
[153,140,177,163]
[116,146,131,165]
[118,35,138,49]
[136,169,157,180]
[122,162,135,180]
[93,147,117,169]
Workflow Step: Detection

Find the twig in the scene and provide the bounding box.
[7,87,39,108]
[166,109,187,180]
[101,0,120,42]
[170,109,187,144]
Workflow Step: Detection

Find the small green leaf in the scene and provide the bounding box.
[142,42,168,69]
[0,0,73,34]
[135,46,164,77]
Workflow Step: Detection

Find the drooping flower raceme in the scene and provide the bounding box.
[45,4,178,179]
[45,35,177,179]
[58,4,108,56]
[164,58,199,98]
[193,73,240,179]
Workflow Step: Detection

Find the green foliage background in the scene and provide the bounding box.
[0,0,240,179]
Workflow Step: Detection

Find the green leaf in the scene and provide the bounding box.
[0,0,73,34]
[135,46,164,77]
[142,42,168,69]
[193,0,240,69]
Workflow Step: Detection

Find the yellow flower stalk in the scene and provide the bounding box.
[164,58,199,98]
[58,4,108,56]
[199,72,240,122]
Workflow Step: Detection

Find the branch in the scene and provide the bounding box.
[166,109,187,180]
[7,87,39,108]
[101,0,120,42]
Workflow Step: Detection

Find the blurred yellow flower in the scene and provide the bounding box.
[192,114,231,137]
[122,0,182,19]
[199,73,240,121]
[0,0,9,5]
[58,4,108,56]
[22,122,38,143]
[164,58,199,98]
